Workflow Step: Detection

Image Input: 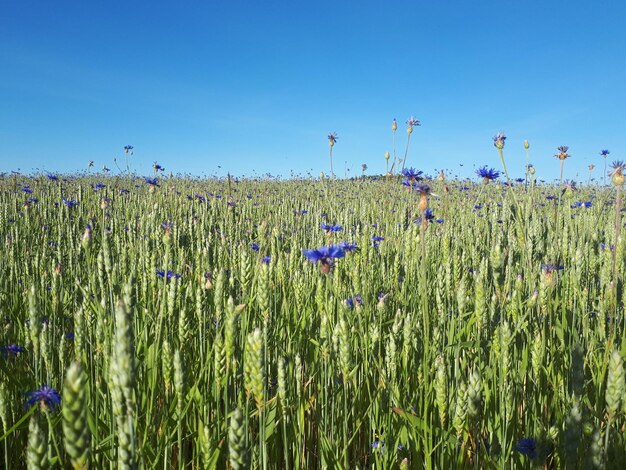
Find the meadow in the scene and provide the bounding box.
[1,157,626,469]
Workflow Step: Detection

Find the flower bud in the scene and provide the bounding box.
[523,139,530,150]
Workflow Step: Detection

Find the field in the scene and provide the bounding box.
[1,168,626,469]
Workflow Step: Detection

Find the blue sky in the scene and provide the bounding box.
[1,1,625,181]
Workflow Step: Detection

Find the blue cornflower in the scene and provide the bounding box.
[371,236,385,242]
[28,197,38,203]
[124,145,134,154]
[515,438,537,459]
[94,183,106,190]
[1,344,26,357]
[251,243,260,252]
[493,132,506,149]
[47,173,58,181]
[541,263,563,273]
[609,160,625,175]
[339,241,358,252]
[145,177,159,186]
[65,332,74,340]
[515,178,525,183]
[600,149,610,157]
[583,201,592,208]
[321,223,343,233]
[24,385,61,411]
[476,167,500,181]
[62,198,79,208]
[261,256,271,264]
[413,183,431,195]
[402,167,423,180]
[22,185,33,194]
[156,269,181,279]
[303,245,345,273]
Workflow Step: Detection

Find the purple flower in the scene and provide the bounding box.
[261,256,271,264]
[476,167,500,181]
[24,385,61,411]
[22,185,33,194]
[153,162,164,171]
[47,173,58,181]
[145,177,159,186]
[328,132,338,145]
[600,149,610,157]
[251,243,260,252]
[371,236,385,242]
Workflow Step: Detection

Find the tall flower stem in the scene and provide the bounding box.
[401,133,412,174]
[329,147,334,179]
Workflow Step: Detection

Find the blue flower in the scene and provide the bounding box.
[476,167,500,181]
[251,243,260,252]
[303,246,345,264]
[22,185,33,194]
[124,145,134,154]
[321,223,343,233]
[1,344,26,357]
[145,177,159,186]
[371,236,385,242]
[413,183,431,195]
[47,173,58,181]
[600,149,610,157]
[339,241,358,252]
[24,385,61,411]
[94,183,106,190]
[156,269,181,279]
[303,245,345,273]
[261,256,271,264]
[62,198,79,208]
[493,132,506,148]
[515,438,537,459]
[402,167,423,180]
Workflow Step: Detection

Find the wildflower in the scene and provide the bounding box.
[555,146,571,160]
[600,149,610,157]
[562,180,577,196]
[328,132,338,147]
[391,118,397,132]
[261,256,271,264]
[371,236,385,242]
[406,116,420,134]
[515,438,537,459]
[156,269,181,279]
[609,160,625,187]
[412,183,431,195]
[22,185,33,194]
[476,167,500,182]
[402,167,423,181]
[47,173,58,181]
[493,132,506,149]
[251,243,260,252]
[303,245,345,274]
[339,241,358,252]
[321,223,343,233]
[94,183,106,190]
[102,166,110,173]
[62,198,79,208]
[153,162,164,172]
[24,385,61,411]
[145,177,159,186]
[124,145,134,154]
[1,344,26,357]
[88,160,94,168]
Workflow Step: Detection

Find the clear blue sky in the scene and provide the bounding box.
[1,1,625,181]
